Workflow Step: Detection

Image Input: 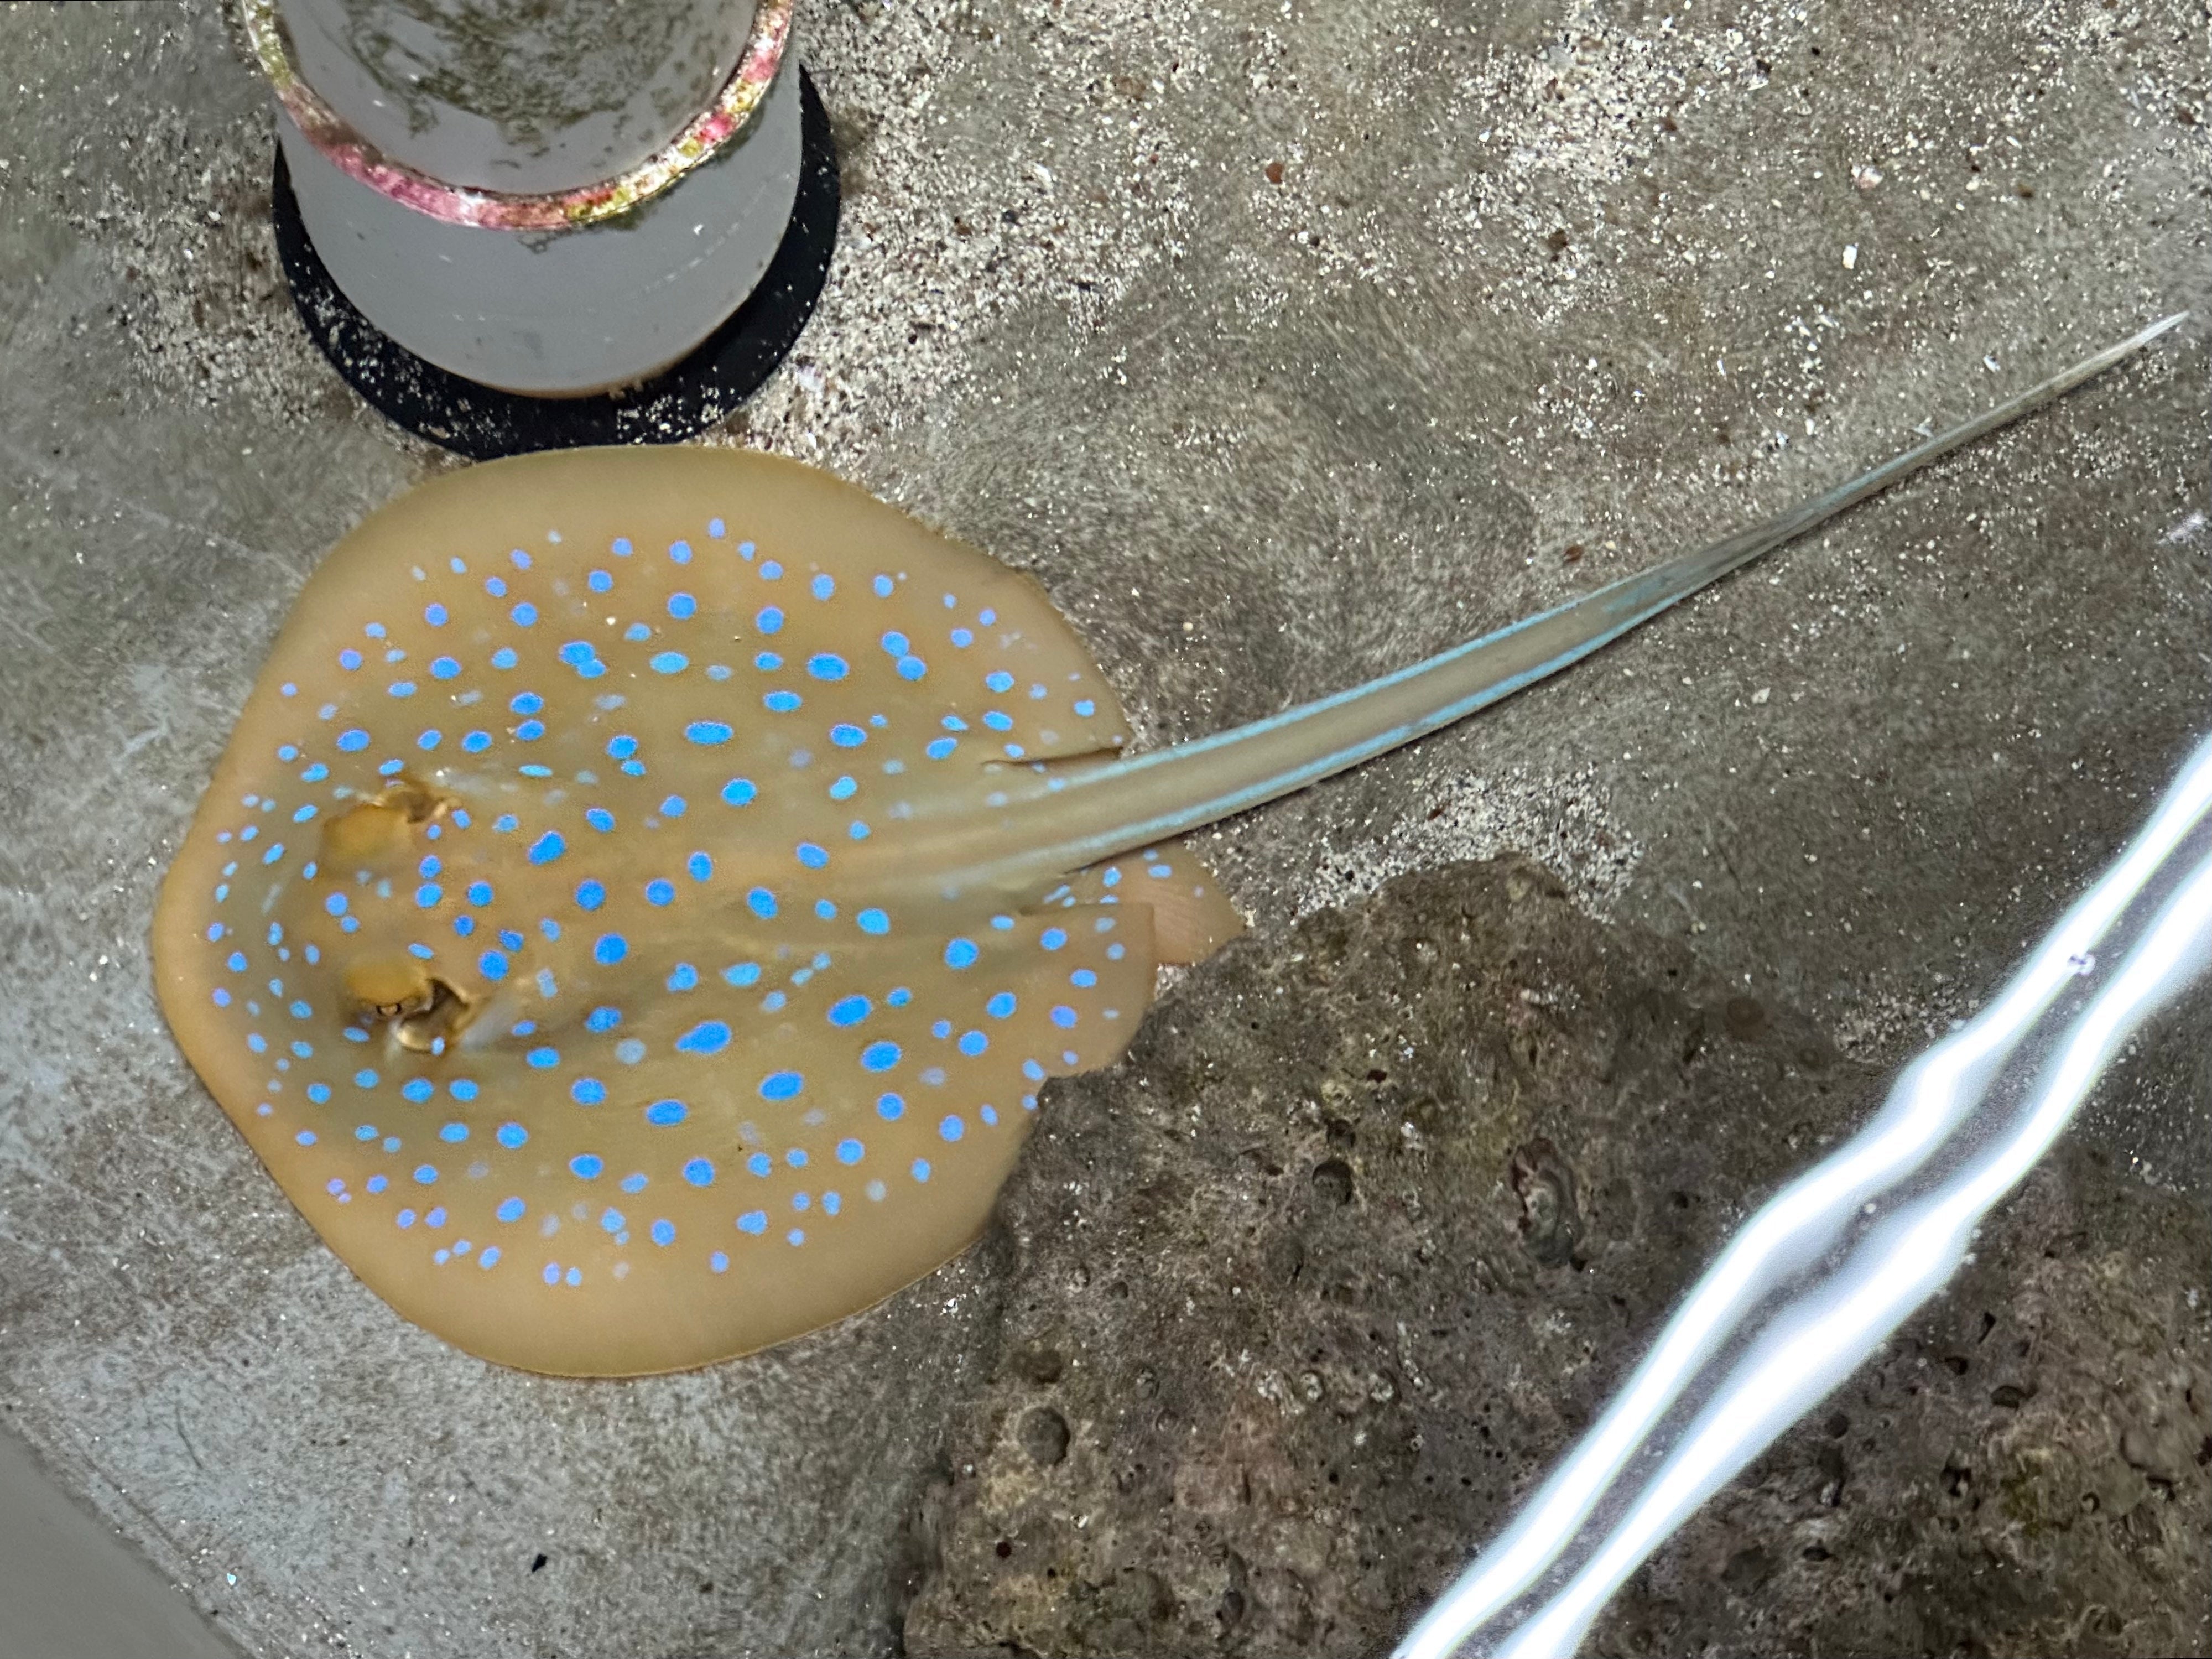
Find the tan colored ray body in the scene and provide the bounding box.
[154,448,1239,1375]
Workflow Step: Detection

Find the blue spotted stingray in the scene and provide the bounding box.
[150,318,2175,1375]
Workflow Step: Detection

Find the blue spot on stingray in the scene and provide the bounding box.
[570,1154,603,1180]
[339,648,363,670]
[587,570,612,593]
[324,892,349,917]
[594,934,628,965]
[861,1042,901,1073]
[585,1005,621,1032]
[678,1021,731,1055]
[418,730,442,750]
[612,537,633,556]
[606,735,638,760]
[571,1078,606,1105]
[912,1159,932,1182]
[414,1164,439,1184]
[747,1152,772,1177]
[828,995,871,1028]
[721,777,757,807]
[586,808,615,833]
[1051,1005,1079,1028]
[462,730,492,753]
[686,721,732,745]
[646,1099,688,1125]
[737,1211,767,1235]
[451,1079,480,1101]
[669,540,692,564]
[650,1219,676,1247]
[650,651,689,674]
[528,831,565,864]
[511,691,543,714]
[685,851,713,882]
[764,690,802,713]
[625,622,651,642]
[667,963,699,991]
[1041,927,1068,950]
[796,842,829,870]
[756,606,784,635]
[809,573,836,601]
[526,1047,559,1069]
[830,722,866,747]
[982,711,1014,732]
[856,908,891,937]
[496,1124,528,1152]
[491,647,519,669]
[402,1078,434,1104]
[657,794,688,819]
[496,1197,525,1222]
[466,881,493,905]
[959,1030,989,1057]
[616,1038,646,1064]
[668,592,696,618]
[987,992,1017,1017]
[986,670,1015,692]
[746,887,777,919]
[897,656,929,682]
[808,652,849,681]
[940,1115,965,1142]
[644,879,675,907]
[925,737,957,760]
[683,1158,715,1187]
[439,1122,468,1143]
[430,656,461,679]
[944,938,979,969]
[388,680,418,698]
[722,962,761,987]
[510,603,537,627]
[814,899,837,920]
[575,879,606,911]
[1071,968,1099,987]
[336,729,369,752]
[759,1070,804,1101]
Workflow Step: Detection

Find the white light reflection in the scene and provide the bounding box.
[1395,736,2212,1659]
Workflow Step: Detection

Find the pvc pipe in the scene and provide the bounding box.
[253,0,804,396]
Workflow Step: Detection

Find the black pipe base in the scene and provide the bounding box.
[272,69,840,461]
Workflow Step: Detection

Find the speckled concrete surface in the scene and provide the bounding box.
[0,1,2205,1655]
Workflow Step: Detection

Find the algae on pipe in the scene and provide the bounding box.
[150,315,2183,1377]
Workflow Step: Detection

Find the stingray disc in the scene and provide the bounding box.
[152,447,1237,1375]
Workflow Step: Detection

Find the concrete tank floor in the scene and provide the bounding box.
[0,2,2204,1655]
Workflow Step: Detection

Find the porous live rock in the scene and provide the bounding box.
[903,856,2209,1657]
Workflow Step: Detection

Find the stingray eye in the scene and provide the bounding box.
[318,779,452,871]
[343,955,433,1020]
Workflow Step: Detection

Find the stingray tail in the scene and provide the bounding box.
[982,313,2187,881]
